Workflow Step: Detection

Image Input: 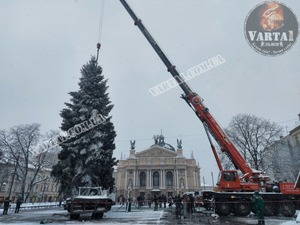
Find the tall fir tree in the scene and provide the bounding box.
[52,56,117,196]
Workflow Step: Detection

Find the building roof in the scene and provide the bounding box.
[151,134,175,151]
[290,124,300,135]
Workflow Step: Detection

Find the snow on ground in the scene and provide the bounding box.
[281,211,300,225]
[0,204,299,225]
[0,203,164,225]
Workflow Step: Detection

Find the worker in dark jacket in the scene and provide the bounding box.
[252,191,265,225]
[15,197,22,213]
[3,197,10,215]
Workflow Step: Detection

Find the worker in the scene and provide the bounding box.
[15,197,22,213]
[3,197,10,215]
[175,194,182,219]
[153,194,158,211]
[252,191,265,225]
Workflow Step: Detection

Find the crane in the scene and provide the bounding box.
[119,0,300,217]
[119,0,265,192]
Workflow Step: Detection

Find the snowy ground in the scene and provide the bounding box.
[0,203,299,225]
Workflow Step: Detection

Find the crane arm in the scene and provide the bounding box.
[120,0,255,179]
[120,0,192,95]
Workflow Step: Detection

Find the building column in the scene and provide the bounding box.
[193,171,196,188]
[162,169,165,188]
[125,170,128,189]
[176,168,179,189]
[185,169,188,189]
[160,169,163,188]
[133,169,136,188]
[146,169,149,188]
[148,169,152,188]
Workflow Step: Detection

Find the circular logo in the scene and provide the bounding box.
[244,1,299,56]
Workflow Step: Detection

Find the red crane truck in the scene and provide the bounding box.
[119,0,300,217]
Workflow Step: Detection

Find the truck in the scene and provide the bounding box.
[65,187,115,220]
[119,0,300,217]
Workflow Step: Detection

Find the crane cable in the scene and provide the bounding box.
[96,0,105,63]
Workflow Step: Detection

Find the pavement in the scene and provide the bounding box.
[0,204,298,224]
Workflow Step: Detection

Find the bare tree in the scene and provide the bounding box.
[0,161,11,192]
[224,114,283,171]
[0,125,61,202]
[24,130,61,201]
[0,124,40,201]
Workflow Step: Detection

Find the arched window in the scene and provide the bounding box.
[166,171,173,187]
[140,171,146,187]
[153,171,159,187]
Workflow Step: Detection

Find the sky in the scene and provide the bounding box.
[1,0,300,185]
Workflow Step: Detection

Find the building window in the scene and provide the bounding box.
[166,171,173,187]
[140,171,146,187]
[153,171,159,187]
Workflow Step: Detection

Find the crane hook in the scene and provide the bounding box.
[96,42,101,63]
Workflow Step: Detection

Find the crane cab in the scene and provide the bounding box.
[217,170,241,191]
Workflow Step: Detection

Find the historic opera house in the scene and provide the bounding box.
[114,134,201,200]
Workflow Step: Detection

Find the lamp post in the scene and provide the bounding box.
[127,183,132,212]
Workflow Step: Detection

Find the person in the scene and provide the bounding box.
[58,197,62,207]
[168,195,173,208]
[175,194,182,219]
[153,194,158,211]
[15,197,22,213]
[137,195,143,208]
[188,193,195,213]
[147,195,152,208]
[252,191,265,225]
[3,197,10,215]
[158,195,162,208]
[162,194,167,208]
[181,194,188,219]
[127,197,132,212]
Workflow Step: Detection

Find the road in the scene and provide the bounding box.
[0,205,297,225]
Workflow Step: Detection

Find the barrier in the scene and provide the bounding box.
[8,202,60,211]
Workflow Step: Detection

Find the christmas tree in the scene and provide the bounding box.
[52,56,117,196]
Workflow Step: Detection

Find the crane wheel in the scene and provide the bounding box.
[106,201,112,211]
[279,203,296,217]
[234,200,251,216]
[263,203,276,216]
[216,201,231,216]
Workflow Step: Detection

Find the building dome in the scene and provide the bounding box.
[151,134,175,151]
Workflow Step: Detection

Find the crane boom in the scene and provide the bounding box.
[120,0,262,186]
[119,0,192,95]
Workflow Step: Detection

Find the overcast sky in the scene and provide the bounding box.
[1,0,299,185]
